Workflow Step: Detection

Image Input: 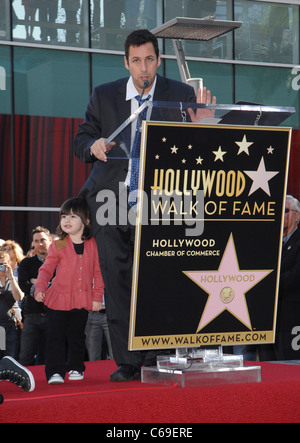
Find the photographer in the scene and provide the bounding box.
[0,251,23,360]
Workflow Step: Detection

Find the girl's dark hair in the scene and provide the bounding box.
[56,197,92,240]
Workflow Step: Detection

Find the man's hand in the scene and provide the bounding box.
[188,87,217,122]
[90,138,116,163]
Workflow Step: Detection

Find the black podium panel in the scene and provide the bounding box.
[129,123,291,351]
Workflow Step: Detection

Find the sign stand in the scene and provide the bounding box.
[105,102,294,388]
[142,347,261,388]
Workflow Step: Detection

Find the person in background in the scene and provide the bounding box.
[18,226,52,366]
[0,251,23,360]
[85,293,113,361]
[271,195,300,360]
[62,0,80,44]
[22,0,38,41]
[39,0,58,43]
[259,195,300,362]
[1,240,25,281]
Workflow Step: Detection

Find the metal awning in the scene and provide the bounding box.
[151,17,242,42]
[152,17,242,89]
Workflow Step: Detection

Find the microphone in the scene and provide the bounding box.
[138,80,150,107]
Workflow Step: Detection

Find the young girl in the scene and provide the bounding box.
[35,197,104,385]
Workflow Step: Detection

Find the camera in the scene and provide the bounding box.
[0,264,6,272]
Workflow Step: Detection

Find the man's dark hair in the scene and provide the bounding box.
[124,29,160,60]
[32,226,51,238]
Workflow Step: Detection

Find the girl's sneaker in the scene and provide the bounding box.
[48,373,64,385]
[68,370,84,381]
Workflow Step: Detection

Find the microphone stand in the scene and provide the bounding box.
[138,80,150,107]
[137,80,150,127]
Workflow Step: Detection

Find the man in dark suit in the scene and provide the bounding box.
[18,226,52,366]
[274,195,300,360]
[260,194,300,361]
[74,29,216,381]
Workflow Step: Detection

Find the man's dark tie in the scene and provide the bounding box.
[128,94,151,210]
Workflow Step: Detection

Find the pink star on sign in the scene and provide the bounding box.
[244,156,279,197]
[183,234,273,332]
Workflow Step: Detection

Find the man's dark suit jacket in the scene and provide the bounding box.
[74,74,196,233]
[275,227,300,359]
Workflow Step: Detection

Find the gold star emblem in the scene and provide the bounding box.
[171,145,179,154]
[196,156,203,165]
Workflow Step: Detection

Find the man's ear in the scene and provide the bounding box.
[157,53,161,68]
[124,56,129,71]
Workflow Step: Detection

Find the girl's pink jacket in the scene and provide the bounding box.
[35,236,104,311]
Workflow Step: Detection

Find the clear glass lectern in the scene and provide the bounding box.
[105,101,295,154]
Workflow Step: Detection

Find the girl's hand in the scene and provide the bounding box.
[92,301,102,312]
[35,292,46,303]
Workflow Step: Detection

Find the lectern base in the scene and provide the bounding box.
[142,364,261,388]
[141,348,261,388]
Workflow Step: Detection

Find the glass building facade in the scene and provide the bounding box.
[0,0,299,249]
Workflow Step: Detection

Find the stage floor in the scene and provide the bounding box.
[1,360,300,423]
